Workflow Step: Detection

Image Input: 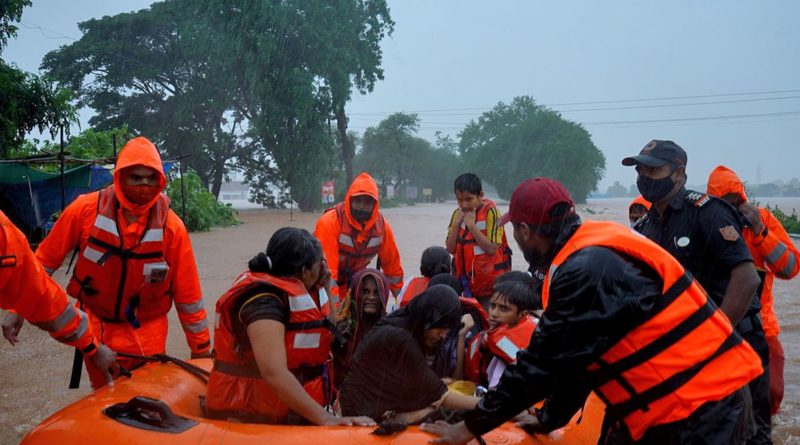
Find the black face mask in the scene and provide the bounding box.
[350,208,372,223]
[637,174,675,203]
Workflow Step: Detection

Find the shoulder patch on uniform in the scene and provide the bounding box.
[685,192,710,207]
[719,225,740,242]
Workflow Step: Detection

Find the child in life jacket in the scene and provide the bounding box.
[458,273,537,388]
[393,246,452,311]
[445,173,512,311]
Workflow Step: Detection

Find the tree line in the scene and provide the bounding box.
[2,1,606,209]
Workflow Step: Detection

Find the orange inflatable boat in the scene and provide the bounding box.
[22,358,602,444]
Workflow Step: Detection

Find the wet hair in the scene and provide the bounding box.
[629,204,648,215]
[492,280,535,313]
[493,270,533,288]
[454,172,482,195]
[420,246,451,277]
[428,273,463,295]
[248,227,322,278]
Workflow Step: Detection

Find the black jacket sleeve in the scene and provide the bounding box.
[463,246,663,437]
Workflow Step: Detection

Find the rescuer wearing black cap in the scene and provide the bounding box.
[624,139,771,445]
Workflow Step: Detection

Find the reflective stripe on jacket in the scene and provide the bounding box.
[542,220,763,441]
[206,272,333,423]
[454,199,511,298]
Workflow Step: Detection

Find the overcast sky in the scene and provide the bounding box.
[4,1,799,191]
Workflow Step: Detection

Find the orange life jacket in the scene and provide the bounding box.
[330,202,386,291]
[454,199,512,298]
[66,187,171,325]
[465,314,537,384]
[206,271,334,423]
[398,276,429,308]
[542,220,762,441]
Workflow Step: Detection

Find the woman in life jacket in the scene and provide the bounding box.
[333,268,390,387]
[423,274,489,379]
[339,285,479,424]
[205,228,374,426]
[394,246,452,310]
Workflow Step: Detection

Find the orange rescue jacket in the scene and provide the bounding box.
[542,220,762,441]
[707,165,800,337]
[314,173,403,301]
[207,272,334,423]
[35,137,210,354]
[66,187,171,324]
[465,314,537,384]
[0,210,97,354]
[397,276,429,308]
[454,199,512,298]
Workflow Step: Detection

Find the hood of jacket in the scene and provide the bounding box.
[113,137,167,215]
[707,165,747,203]
[344,172,380,231]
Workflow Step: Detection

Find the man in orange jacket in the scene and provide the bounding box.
[0,210,118,383]
[2,137,211,389]
[707,165,800,416]
[314,172,403,304]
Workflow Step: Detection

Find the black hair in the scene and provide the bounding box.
[492,279,535,312]
[420,246,451,277]
[428,273,463,295]
[248,227,322,278]
[493,270,533,288]
[453,172,482,195]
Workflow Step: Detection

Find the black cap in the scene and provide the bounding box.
[622,140,687,168]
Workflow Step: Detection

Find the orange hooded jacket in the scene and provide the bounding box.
[36,137,210,359]
[707,165,800,337]
[629,195,651,211]
[314,173,403,299]
[0,210,98,354]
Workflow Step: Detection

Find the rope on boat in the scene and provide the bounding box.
[116,352,210,384]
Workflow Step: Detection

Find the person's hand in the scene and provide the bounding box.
[419,420,474,444]
[2,312,24,346]
[463,210,476,229]
[458,314,474,338]
[515,412,548,435]
[321,415,376,426]
[319,256,333,291]
[191,349,214,359]
[454,208,465,225]
[90,345,120,385]
[739,203,764,234]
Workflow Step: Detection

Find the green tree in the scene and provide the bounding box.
[606,181,628,198]
[166,170,238,232]
[355,114,463,201]
[459,96,605,203]
[41,1,247,198]
[0,0,77,157]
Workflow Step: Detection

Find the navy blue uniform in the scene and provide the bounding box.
[636,188,770,445]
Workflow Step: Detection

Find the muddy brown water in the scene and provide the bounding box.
[1,200,798,443]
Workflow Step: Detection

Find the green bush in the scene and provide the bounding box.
[765,205,800,234]
[166,170,239,232]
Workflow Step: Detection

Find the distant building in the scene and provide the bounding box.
[215,179,264,209]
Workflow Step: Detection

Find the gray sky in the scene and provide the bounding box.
[5,1,800,191]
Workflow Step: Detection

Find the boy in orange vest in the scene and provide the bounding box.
[445,173,511,310]
[457,272,537,387]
